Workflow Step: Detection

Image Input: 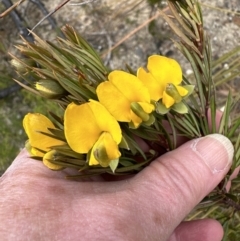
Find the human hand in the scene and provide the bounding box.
[0,134,233,241]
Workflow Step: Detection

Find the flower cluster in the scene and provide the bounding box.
[23,55,194,172]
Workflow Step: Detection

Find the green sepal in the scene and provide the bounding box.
[109,159,119,173]
[182,85,195,98]
[119,136,130,150]
[156,101,170,115]
[143,114,155,126]
[172,102,188,114]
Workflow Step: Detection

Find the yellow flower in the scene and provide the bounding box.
[96,70,155,128]
[64,100,122,168]
[137,55,188,109]
[23,113,65,157]
[43,150,65,171]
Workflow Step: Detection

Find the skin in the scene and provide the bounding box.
[0,133,234,241]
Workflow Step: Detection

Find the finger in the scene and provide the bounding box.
[168,219,223,241]
[131,134,233,240]
[2,149,104,182]
[138,109,223,152]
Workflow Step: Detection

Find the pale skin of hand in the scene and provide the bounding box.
[0,134,234,241]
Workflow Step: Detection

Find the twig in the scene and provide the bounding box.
[29,0,64,37]
[101,6,169,58]
[0,0,26,18]
[31,0,71,32]
[69,0,97,6]
[1,0,34,42]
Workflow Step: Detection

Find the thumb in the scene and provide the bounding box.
[132,134,233,240]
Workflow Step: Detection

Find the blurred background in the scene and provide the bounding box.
[0,0,240,174]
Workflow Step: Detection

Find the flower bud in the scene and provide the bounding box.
[11,58,35,73]
[35,80,66,99]
[43,150,65,170]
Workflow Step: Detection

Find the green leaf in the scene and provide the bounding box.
[219,92,232,135]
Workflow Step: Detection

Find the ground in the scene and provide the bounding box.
[0,0,240,173]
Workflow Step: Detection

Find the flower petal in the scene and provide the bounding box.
[96,80,131,122]
[137,67,164,101]
[64,101,122,154]
[23,113,64,157]
[89,100,122,144]
[109,70,150,102]
[137,102,155,114]
[176,85,188,97]
[147,55,182,86]
[130,110,142,128]
[162,91,175,108]
[64,102,101,153]
[89,132,121,167]
[97,70,152,124]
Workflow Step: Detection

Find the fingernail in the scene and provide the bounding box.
[190,134,234,174]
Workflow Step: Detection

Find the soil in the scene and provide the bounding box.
[1,0,240,70]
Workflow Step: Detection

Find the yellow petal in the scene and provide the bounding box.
[176,86,188,97]
[162,91,175,108]
[137,102,155,114]
[89,100,122,144]
[130,110,142,128]
[89,153,99,166]
[97,71,151,123]
[89,132,121,167]
[109,71,150,103]
[97,81,131,121]
[23,113,64,156]
[64,101,121,154]
[64,102,101,153]
[137,67,164,101]
[147,55,182,86]
[25,140,44,157]
[43,150,64,170]
[31,147,45,157]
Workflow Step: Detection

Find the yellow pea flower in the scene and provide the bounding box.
[64,100,122,168]
[137,55,191,112]
[96,70,155,128]
[23,113,65,157]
